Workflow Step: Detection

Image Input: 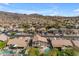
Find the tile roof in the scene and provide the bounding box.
[72,40,79,48]
[0,34,8,41]
[33,34,47,42]
[7,37,29,48]
[51,40,73,47]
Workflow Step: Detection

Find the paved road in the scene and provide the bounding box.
[3,30,79,38]
[42,35,79,38]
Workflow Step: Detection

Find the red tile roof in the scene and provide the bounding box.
[51,40,73,47]
[72,40,79,48]
[7,37,29,48]
[33,34,47,42]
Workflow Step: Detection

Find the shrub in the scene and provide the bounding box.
[47,48,58,56]
[0,41,6,49]
[10,32,16,36]
[28,47,40,56]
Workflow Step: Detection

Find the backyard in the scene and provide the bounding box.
[25,47,79,56]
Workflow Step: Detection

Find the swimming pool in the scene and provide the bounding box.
[0,49,16,56]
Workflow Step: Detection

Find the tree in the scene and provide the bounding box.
[63,49,74,56]
[47,48,58,56]
[28,47,40,56]
[0,41,6,49]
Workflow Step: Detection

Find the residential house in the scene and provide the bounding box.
[0,27,5,32]
[32,34,49,48]
[28,34,51,54]
[72,40,79,48]
[0,34,9,41]
[7,37,30,49]
[51,40,73,50]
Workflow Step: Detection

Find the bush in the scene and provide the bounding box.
[47,48,58,56]
[63,49,74,56]
[10,32,16,36]
[28,47,40,56]
[0,41,6,49]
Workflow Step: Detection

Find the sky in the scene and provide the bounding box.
[0,3,79,16]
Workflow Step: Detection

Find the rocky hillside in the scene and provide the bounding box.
[0,11,79,29]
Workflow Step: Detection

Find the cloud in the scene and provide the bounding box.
[0,3,10,5]
[74,8,79,12]
[73,8,79,15]
[3,3,10,5]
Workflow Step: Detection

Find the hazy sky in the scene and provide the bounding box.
[0,3,79,16]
